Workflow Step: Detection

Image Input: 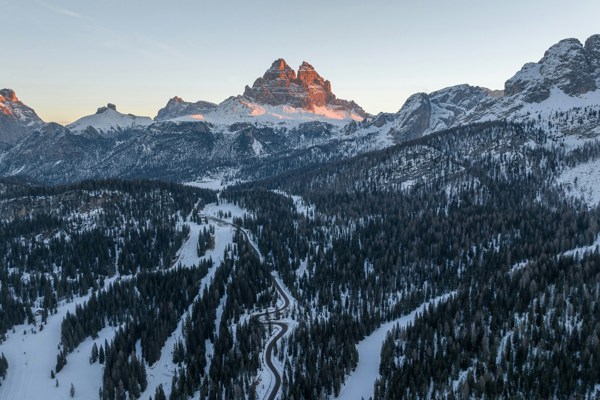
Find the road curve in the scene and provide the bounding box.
[200,212,291,400]
[264,321,288,400]
[252,275,290,400]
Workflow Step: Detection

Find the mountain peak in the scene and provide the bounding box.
[585,34,600,53]
[263,58,297,81]
[505,36,599,101]
[298,61,315,71]
[96,103,117,114]
[0,89,18,103]
[242,59,367,118]
[69,104,152,134]
[0,88,45,149]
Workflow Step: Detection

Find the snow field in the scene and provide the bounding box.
[337,292,456,400]
[557,158,600,207]
[0,275,122,400]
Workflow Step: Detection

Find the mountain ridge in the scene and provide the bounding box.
[1,34,600,184]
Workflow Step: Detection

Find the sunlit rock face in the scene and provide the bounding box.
[0,89,45,150]
[243,59,368,118]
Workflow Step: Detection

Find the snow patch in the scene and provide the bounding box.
[557,157,600,207]
[337,292,456,400]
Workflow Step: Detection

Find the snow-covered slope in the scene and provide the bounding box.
[67,103,152,135]
[168,96,364,127]
[351,34,600,143]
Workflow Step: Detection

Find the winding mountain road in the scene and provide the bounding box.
[253,278,290,400]
[200,213,291,400]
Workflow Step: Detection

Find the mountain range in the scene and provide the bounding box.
[1,35,600,184]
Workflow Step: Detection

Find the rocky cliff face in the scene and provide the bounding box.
[243,59,368,118]
[0,89,44,150]
[356,85,499,142]
[360,34,600,141]
[505,37,600,101]
[155,97,217,121]
[585,34,600,85]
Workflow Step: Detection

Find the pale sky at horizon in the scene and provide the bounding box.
[2,0,600,124]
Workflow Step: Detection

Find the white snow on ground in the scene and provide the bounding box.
[172,217,234,270]
[252,138,265,157]
[0,275,123,400]
[295,258,309,278]
[185,178,225,191]
[337,292,456,400]
[521,87,600,118]
[202,201,251,223]
[509,260,529,275]
[562,233,600,260]
[557,157,600,207]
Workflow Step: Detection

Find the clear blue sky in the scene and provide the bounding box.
[2,0,600,124]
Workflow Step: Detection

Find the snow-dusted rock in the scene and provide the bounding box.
[67,104,153,135]
[154,96,217,121]
[0,89,45,149]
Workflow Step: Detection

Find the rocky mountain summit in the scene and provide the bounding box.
[155,97,217,121]
[149,59,368,126]
[243,59,368,118]
[356,34,600,141]
[505,36,600,101]
[0,89,44,149]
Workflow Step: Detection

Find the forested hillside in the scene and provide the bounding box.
[1,120,600,399]
[222,121,600,398]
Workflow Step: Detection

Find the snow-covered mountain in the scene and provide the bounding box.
[154,97,217,121]
[242,59,368,119]
[156,59,368,127]
[0,89,44,149]
[2,35,600,184]
[352,34,600,141]
[67,103,153,135]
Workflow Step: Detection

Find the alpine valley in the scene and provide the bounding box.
[1,35,600,400]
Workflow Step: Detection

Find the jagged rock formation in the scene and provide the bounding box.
[155,97,217,121]
[355,34,600,141]
[0,89,44,149]
[506,37,599,101]
[243,59,368,117]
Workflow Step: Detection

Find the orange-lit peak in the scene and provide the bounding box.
[298,61,315,71]
[275,58,288,70]
[0,89,18,103]
[264,59,296,81]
